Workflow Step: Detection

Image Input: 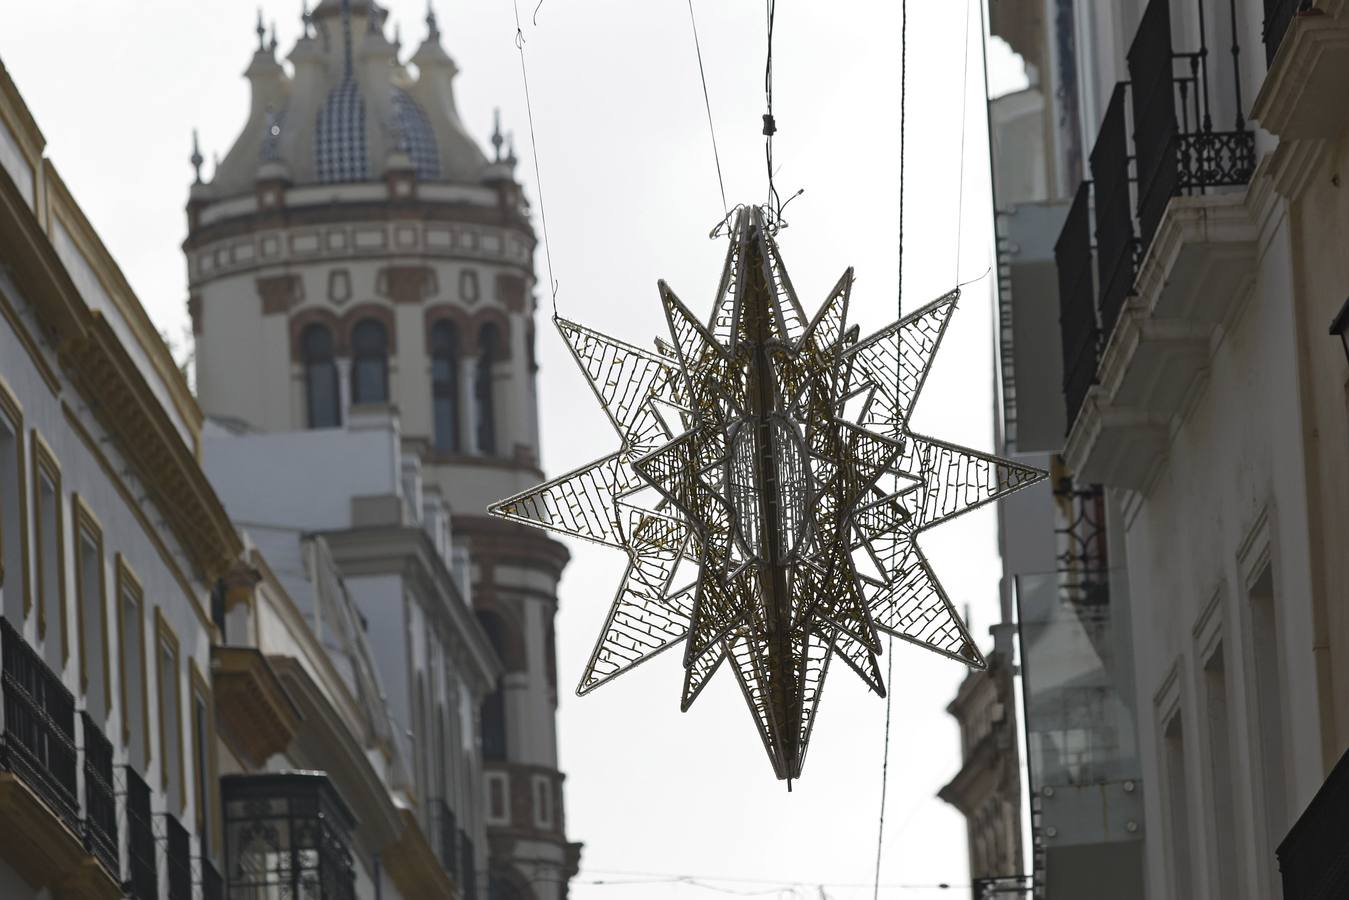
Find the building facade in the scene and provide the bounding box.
[0,59,240,898]
[980,0,1349,897]
[187,2,578,896]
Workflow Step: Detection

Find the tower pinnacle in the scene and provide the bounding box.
[190,129,204,184]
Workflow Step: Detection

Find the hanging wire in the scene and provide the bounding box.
[875,2,908,896]
[953,0,973,284]
[763,0,780,218]
[687,0,729,225]
[512,0,560,314]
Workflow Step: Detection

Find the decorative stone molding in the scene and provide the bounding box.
[257,273,304,315]
[1063,193,1259,493]
[380,264,434,304]
[212,646,303,768]
[340,302,398,352]
[288,306,342,359]
[382,809,460,900]
[0,774,123,900]
[1252,9,1349,140]
[496,273,527,312]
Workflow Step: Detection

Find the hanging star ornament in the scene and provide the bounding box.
[490,206,1045,782]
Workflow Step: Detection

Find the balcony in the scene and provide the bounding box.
[1278,745,1349,898]
[125,766,158,900]
[201,857,224,900]
[164,812,192,900]
[1055,0,1258,488]
[436,798,460,880]
[222,771,358,900]
[0,618,120,898]
[459,830,478,900]
[81,712,118,878]
[1253,2,1349,141]
[1,617,79,830]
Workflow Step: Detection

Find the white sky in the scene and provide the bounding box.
[1,2,1026,896]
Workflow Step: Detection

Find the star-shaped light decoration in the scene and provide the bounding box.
[491,206,1045,782]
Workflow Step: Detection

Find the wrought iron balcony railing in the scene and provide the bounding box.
[1054,479,1110,607]
[200,857,224,900]
[222,771,358,900]
[0,617,80,833]
[459,830,478,900]
[435,798,459,880]
[1263,0,1313,64]
[165,812,192,900]
[124,765,158,900]
[1091,84,1137,339]
[1053,0,1256,430]
[81,711,119,878]
[1055,182,1099,429]
[1129,0,1255,249]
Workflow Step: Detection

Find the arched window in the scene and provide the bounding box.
[302,323,341,429]
[351,318,389,405]
[477,610,509,761]
[430,320,459,452]
[475,323,499,455]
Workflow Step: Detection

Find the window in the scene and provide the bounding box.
[1250,565,1288,867]
[190,663,217,858]
[485,771,509,825]
[532,774,553,829]
[117,558,150,772]
[73,497,110,721]
[1202,644,1238,899]
[1163,711,1193,898]
[0,387,27,622]
[350,318,389,405]
[431,320,460,452]
[475,323,499,455]
[31,433,65,666]
[156,610,184,812]
[302,323,341,429]
[476,611,510,760]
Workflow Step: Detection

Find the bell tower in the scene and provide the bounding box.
[186,2,578,896]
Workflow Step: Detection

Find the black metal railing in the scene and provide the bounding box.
[1263,0,1313,65]
[165,812,192,900]
[125,766,158,900]
[1056,182,1100,429]
[436,799,459,880]
[0,617,80,833]
[81,712,119,877]
[1090,84,1137,339]
[222,772,358,900]
[1129,0,1255,249]
[1055,479,1110,607]
[201,857,224,900]
[459,830,478,900]
[1278,745,1349,899]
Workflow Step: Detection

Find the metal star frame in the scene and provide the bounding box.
[491,206,1045,781]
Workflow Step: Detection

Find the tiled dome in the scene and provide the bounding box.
[391,89,441,180]
[315,79,369,183]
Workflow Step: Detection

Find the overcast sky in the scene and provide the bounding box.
[1,1,1026,896]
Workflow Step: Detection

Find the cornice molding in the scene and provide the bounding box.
[211,646,302,768]
[320,524,503,693]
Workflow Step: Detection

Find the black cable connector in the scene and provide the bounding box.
[762,113,776,136]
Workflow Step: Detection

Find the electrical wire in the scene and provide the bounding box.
[954,0,973,284]
[687,0,729,224]
[512,0,560,314]
[876,2,908,897]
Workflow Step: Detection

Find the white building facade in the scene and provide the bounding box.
[187,2,578,897]
[987,1,1349,898]
[0,59,241,899]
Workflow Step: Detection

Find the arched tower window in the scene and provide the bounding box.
[351,318,389,405]
[477,610,509,761]
[301,323,341,429]
[475,323,499,455]
[431,320,459,452]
